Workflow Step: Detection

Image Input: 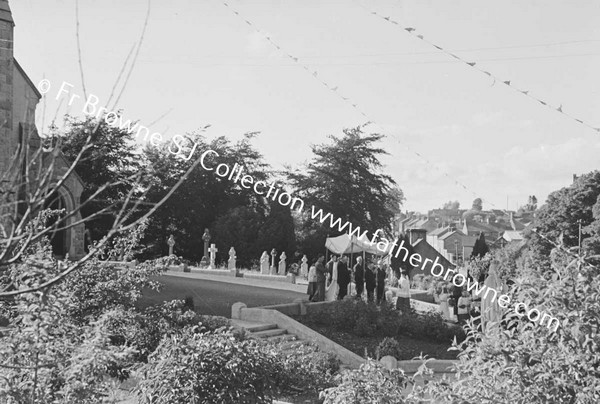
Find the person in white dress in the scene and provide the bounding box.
[325,262,340,301]
[438,285,450,320]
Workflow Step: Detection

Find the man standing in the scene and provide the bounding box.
[353,256,364,299]
[311,255,327,302]
[337,256,351,300]
[376,263,387,305]
[365,262,377,303]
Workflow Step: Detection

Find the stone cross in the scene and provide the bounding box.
[200,228,211,266]
[208,243,218,269]
[228,247,236,269]
[260,251,269,274]
[300,255,308,278]
[278,252,287,275]
[270,249,277,275]
[167,234,175,256]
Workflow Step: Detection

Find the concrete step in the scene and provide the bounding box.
[279,339,310,351]
[243,323,279,333]
[265,333,297,343]
[250,328,288,339]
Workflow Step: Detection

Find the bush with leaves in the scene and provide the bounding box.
[320,359,411,404]
[0,289,135,404]
[269,342,339,396]
[376,337,403,360]
[136,327,282,404]
[410,248,600,404]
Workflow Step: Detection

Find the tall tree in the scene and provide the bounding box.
[288,126,403,257]
[51,115,143,244]
[141,133,272,261]
[471,232,489,259]
[532,170,600,266]
[442,200,460,210]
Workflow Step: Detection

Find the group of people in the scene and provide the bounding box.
[306,255,388,304]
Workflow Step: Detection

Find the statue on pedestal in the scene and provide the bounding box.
[200,228,211,267]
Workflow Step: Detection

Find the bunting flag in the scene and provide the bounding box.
[368,10,600,133]
[220,0,512,212]
[219,1,597,252]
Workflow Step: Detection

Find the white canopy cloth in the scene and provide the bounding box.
[325,234,387,255]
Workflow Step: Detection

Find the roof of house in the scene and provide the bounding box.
[429,226,452,237]
[439,230,466,240]
[463,219,504,234]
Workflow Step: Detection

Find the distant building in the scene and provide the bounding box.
[404,229,455,279]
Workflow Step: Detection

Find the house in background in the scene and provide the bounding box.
[404,229,455,279]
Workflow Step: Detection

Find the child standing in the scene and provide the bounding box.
[457,290,472,323]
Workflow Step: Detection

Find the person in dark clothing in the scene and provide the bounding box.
[451,283,463,321]
[376,263,387,304]
[337,256,351,300]
[353,257,364,299]
[365,263,377,303]
[311,255,327,302]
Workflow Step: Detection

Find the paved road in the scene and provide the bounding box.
[139,275,306,317]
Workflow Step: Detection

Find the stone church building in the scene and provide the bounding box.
[0,0,85,259]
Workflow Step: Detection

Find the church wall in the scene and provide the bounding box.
[0,12,14,173]
[13,64,39,135]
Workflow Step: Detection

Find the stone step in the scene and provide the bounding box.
[243,323,279,333]
[279,339,310,351]
[250,328,288,339]
[265,333,297,343]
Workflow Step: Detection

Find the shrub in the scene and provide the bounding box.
[183,296,195,312]
[272,343,339,394]
[410,248,600,403]
[320,359,410,403]
[397,309,465,344]
[376,337,403,360]
[136,328,282,404]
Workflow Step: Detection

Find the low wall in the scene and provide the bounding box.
[189,267,236,277]
[243,272,295,284]
[411,299,440,314]
[233,304,365,368]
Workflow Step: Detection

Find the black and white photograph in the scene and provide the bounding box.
[1,1,599,403]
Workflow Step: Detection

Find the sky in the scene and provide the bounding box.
[12,0,600,212]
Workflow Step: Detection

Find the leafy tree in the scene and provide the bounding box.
[471,232,489,259]
[51,115,144,245]
[531,170,600,267]
[141,133,271,261]
[256,201,297,264]
[213,206,265,267]
[288,126,403,258]
[442,200,460,210]
[472,198,483,211]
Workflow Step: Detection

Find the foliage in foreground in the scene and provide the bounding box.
[411,250,600,404]
[320,360,410,404]
[136,325,339,403]
[136,327,282,404]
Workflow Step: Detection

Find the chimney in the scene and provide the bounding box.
[0,0,14,172]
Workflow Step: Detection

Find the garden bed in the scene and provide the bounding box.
[296,318,458,360]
